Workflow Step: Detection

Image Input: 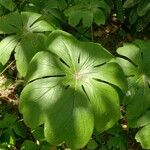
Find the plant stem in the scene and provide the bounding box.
[91,24,94,41]
[0,60,15,76]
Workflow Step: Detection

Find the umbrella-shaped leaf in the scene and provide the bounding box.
[20,30,127,149]
[116,40,150,149]
[117,40,150,118]
[64,0,110,27]
[0,12,55,76]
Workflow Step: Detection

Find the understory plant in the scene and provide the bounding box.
[0,0,16,15]
[0,113,27,149]
[19,30,127,149]
[24,0,67,28]
[123,0,150,31]
[0,11,55,77]
[117,39,150,149]
[64,0,110,27]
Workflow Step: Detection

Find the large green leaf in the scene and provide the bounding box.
[116,39,150,149]
[0,12,55,76]
[135,124,150,149]
[117,40,150,117]
[20,30,127,148]
[64,0,110,27]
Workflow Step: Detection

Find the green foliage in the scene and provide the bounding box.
[113,0,124,22]
[0,0,15,11]
[0,62,4,72]
[124,0,150,16]
[123,0,150,31]
[0,103,53,149]
[19,30,127,149]
[24,0,67,28]
[21,140,38,150]
[0,74,13,90]
[64,0,110,27]
[116,39,150,149]
[135,124,150,149]
[0,0,16,16]
[28,0,68,11]
[107,124,127,150]
[87,139,98,149]
[0,11,55,76]
[0,113,17,128]
[0,113,27,149]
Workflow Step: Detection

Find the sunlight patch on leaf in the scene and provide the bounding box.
[20,30,127,149]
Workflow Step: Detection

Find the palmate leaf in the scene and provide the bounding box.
[116,39,150,149]
[64,0,110,27]
[20,30,127,149]
[0,12,55,76]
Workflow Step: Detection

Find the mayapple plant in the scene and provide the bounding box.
[64,0,110,27]
[0,11,55,76]
[19,30,127,149]
[117,39,150,149]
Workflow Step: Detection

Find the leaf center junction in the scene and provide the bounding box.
[74,72,83,80]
